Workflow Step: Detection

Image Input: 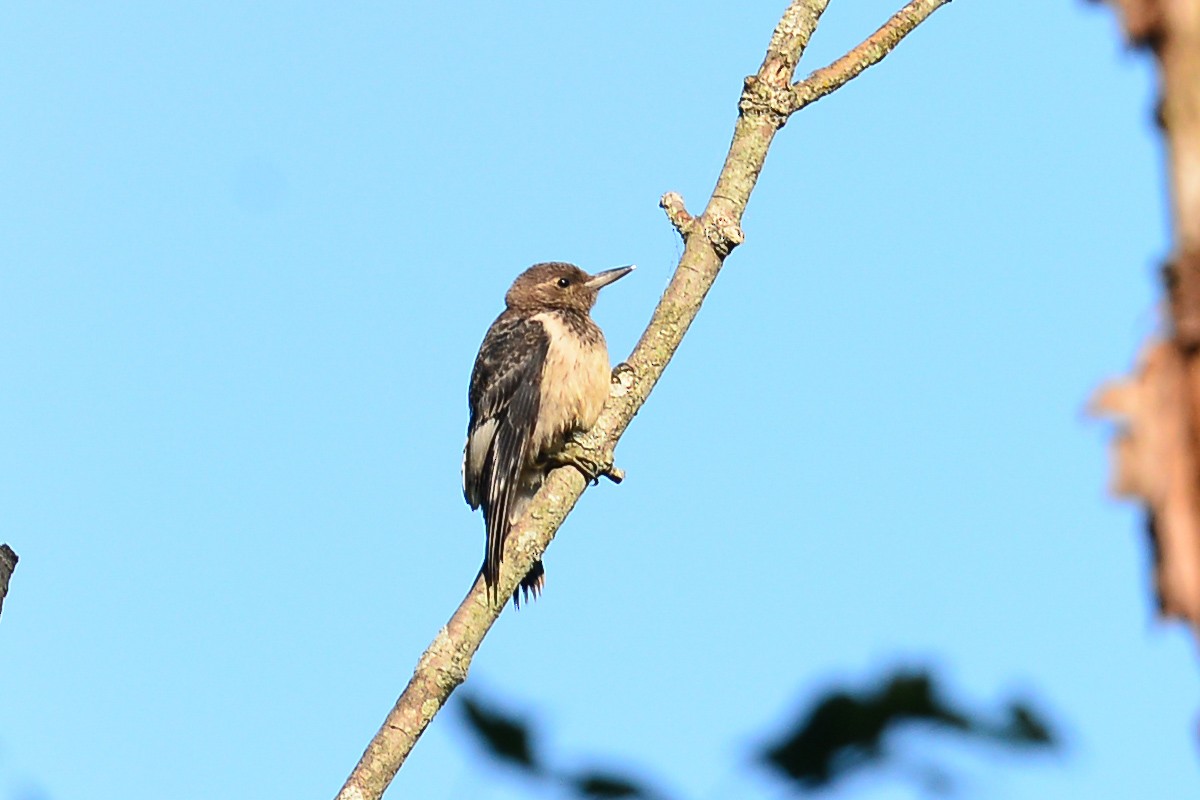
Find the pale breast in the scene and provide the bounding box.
[530,311,610,457]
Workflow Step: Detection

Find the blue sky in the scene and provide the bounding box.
[0,2,1192,799]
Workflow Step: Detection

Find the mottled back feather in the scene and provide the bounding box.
[463,312,549,591]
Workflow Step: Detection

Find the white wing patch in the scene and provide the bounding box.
[462,418,498,507]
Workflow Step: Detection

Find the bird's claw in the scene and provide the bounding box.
[548,449,623,486]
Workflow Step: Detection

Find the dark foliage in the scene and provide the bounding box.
[571,771,653,799]
[459,694,542,774]
[758,669,1055,792]
[458,693,666,799]
[457,668,1057,798]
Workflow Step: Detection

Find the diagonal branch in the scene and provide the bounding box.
[792,0,953,113]
[761,0,832,84]
[334,2,950,798]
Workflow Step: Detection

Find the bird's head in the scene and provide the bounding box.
[505,262,634,314]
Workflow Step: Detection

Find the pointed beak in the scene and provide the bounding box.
[584,265,635,290]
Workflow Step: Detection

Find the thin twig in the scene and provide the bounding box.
[660,192,696,237]
[791,0,952,112]
[334,2,949,798]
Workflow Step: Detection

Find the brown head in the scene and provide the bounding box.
[505,262,634,314]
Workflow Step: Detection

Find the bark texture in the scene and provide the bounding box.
[335,3,951,798]
[1091,0,1200,626]
[0,545,17,621]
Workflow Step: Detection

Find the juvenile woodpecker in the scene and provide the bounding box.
[463,262,633,606]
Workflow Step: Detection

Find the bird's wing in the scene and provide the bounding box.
[463,314,548,587]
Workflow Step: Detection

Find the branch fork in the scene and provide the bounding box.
[740,74,799,122]
[661,193,745,256]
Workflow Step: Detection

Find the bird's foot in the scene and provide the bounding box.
[548,447,624,486]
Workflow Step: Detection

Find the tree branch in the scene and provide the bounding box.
[1091,0,1200,630]
[792,0,953,113]
[660,191,696,237]
[335,3,950,798]
[0,545,17,622]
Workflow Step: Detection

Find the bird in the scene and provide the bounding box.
[463,261,634,607]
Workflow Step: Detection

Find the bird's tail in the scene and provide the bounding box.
[479,558,545,609]
[480,483,546,609]
[513,560,544,609]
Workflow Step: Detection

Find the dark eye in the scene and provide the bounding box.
[556,277,571,288]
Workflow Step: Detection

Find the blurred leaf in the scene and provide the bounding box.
[572,770,652,799]
[455,670,1057,799]
[997,702,1055,746]
[758,669,1055,792]
[459,694,542,774]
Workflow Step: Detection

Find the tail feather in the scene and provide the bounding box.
[481,481,547,608]
[513,560,545,609]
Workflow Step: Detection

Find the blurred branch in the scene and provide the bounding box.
[334,3,951,798]
[0,545,17,621]
[1090,0,1200,629]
